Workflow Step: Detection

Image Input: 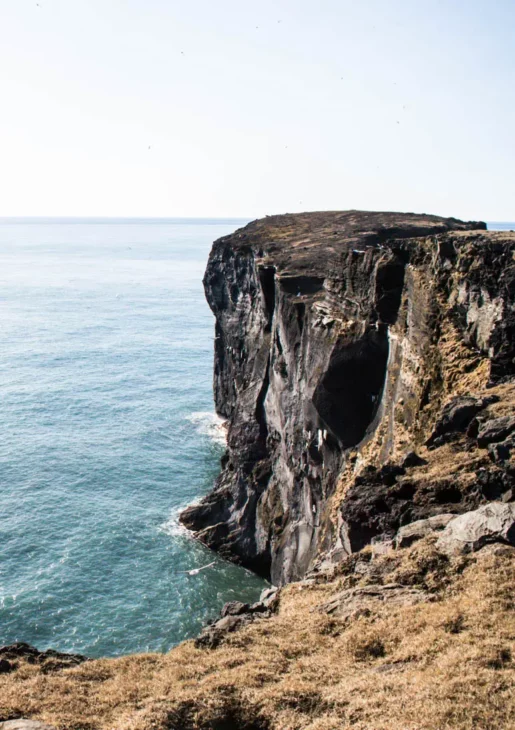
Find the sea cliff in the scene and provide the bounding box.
[180,211,515,584]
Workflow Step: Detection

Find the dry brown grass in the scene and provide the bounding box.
[1,541,514,730]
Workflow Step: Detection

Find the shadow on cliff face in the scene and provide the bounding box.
[313,329,389,449]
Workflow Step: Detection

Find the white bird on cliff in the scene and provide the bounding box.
[181,561,215,576]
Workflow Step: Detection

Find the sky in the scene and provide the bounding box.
[0,0,514,220]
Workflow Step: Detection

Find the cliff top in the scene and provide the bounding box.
[213,210,495,277]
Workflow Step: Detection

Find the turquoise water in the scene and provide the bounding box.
[0,218,266,658]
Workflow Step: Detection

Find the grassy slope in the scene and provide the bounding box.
[1,539,514,730]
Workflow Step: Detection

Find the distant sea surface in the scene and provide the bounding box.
[488,222,515,231]
[0,218,266,658]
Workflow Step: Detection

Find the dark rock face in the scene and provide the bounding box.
[180,211,515,585]
[426,395,497,448]
[477,416,515,447]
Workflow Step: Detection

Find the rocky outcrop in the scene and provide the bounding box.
[180,211,515,585]
[394,513,455,548]
[436,502,515,554]
[319,583,434,619]
[0,643,86,675]
[195,587,280,648]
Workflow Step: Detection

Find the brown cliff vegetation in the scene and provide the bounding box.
[1,539,514,729]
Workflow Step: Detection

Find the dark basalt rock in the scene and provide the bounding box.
[196,589,279,649]
[477,416,515,447]
[220,601,250,618]
[488,438,515,464]
[476,466,515,502]
[401,451,428,468]
[426,395,498,448]
[180,211,515,585]
[0,659,13,674]
[0,643,86,672]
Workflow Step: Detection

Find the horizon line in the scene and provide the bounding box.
[0,215,254,221]
[0,215,513,225]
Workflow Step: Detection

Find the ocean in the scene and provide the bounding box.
[0,218,266,658]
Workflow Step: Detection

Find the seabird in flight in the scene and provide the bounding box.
[181,561,216,576]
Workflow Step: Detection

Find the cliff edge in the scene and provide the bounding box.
[181,211,515,585]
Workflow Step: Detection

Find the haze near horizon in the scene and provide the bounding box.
[0,0,513,220]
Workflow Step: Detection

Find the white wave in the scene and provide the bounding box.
[159,503,199,538]
[187,411,227,446]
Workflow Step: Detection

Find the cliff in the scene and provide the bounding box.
[180,211,515,584]
[2,212,514,730]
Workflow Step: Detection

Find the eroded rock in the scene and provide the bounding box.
[426,396,496,448]
[319,584,433,619]
[401,451,428,468]
[488,438,515,463]
[477,416,515,448]
[197,590,280,649]
[436,503,515,555]
[395,514,456,548]
[195,615,246,648]
[0,659,13,674]
[220,601,250,618]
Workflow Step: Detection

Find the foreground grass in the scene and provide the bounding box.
[1,539,514,730]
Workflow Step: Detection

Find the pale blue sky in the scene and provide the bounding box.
[0,0,513,219]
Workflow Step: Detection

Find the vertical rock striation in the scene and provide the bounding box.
[180,211,515,585]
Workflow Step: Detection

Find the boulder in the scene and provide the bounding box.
[195,615,246,649]
[488,438,515,463]
[0,659,13,674]
[436,503,515,555]
[477,416,515,447]
[395,514,456,548]
[248,601,270,614]
[260,586,279,606]
[401,451,428,468]
[220,601,250,618]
